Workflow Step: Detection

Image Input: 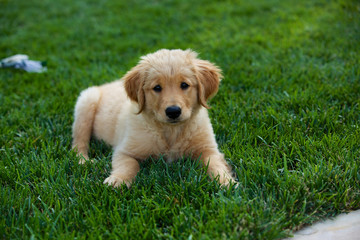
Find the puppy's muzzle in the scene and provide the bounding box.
[165,106,182,120]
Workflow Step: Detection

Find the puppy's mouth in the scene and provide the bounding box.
[167,119,180,124]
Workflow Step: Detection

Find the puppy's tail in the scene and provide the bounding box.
[72,87,101,163]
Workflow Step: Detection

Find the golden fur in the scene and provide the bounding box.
[72,49,235,187]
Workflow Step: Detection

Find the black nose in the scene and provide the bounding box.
[165,106,182,119]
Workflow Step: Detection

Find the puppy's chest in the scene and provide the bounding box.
[156,132,192,163]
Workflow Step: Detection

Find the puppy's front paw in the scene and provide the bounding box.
[218,174,238,188]
[76,152,90,164]
[78,158,87,164]
[78,157,93,164]
[221,179,239,189]
[103,175,131,188]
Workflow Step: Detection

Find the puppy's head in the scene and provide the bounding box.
[124,49,222,124]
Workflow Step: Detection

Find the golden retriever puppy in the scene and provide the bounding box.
[72,49,235,187]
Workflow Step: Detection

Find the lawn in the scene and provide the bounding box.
[1,0,359,239]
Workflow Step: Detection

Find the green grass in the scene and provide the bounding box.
[1,0,360,239]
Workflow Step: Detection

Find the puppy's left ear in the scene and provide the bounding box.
[195,59,223,108]
[123,65,145,113]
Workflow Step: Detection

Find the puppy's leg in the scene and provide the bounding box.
[72,87,101,164]
[103,151,140,188]
[201,150,236,186]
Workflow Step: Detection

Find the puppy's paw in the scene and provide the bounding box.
[222,180,239,189]
[219,175,238,189]
[78,158,87,164]
[78,157,93,164]
[103,175,131,188]
[76,152,90,164]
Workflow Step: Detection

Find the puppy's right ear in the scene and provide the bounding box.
[123,65,145,113]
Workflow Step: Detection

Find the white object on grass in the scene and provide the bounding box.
[0,54,47,73]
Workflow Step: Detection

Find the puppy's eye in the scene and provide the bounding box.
[153,85,162,92]
[180,82,189,90]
